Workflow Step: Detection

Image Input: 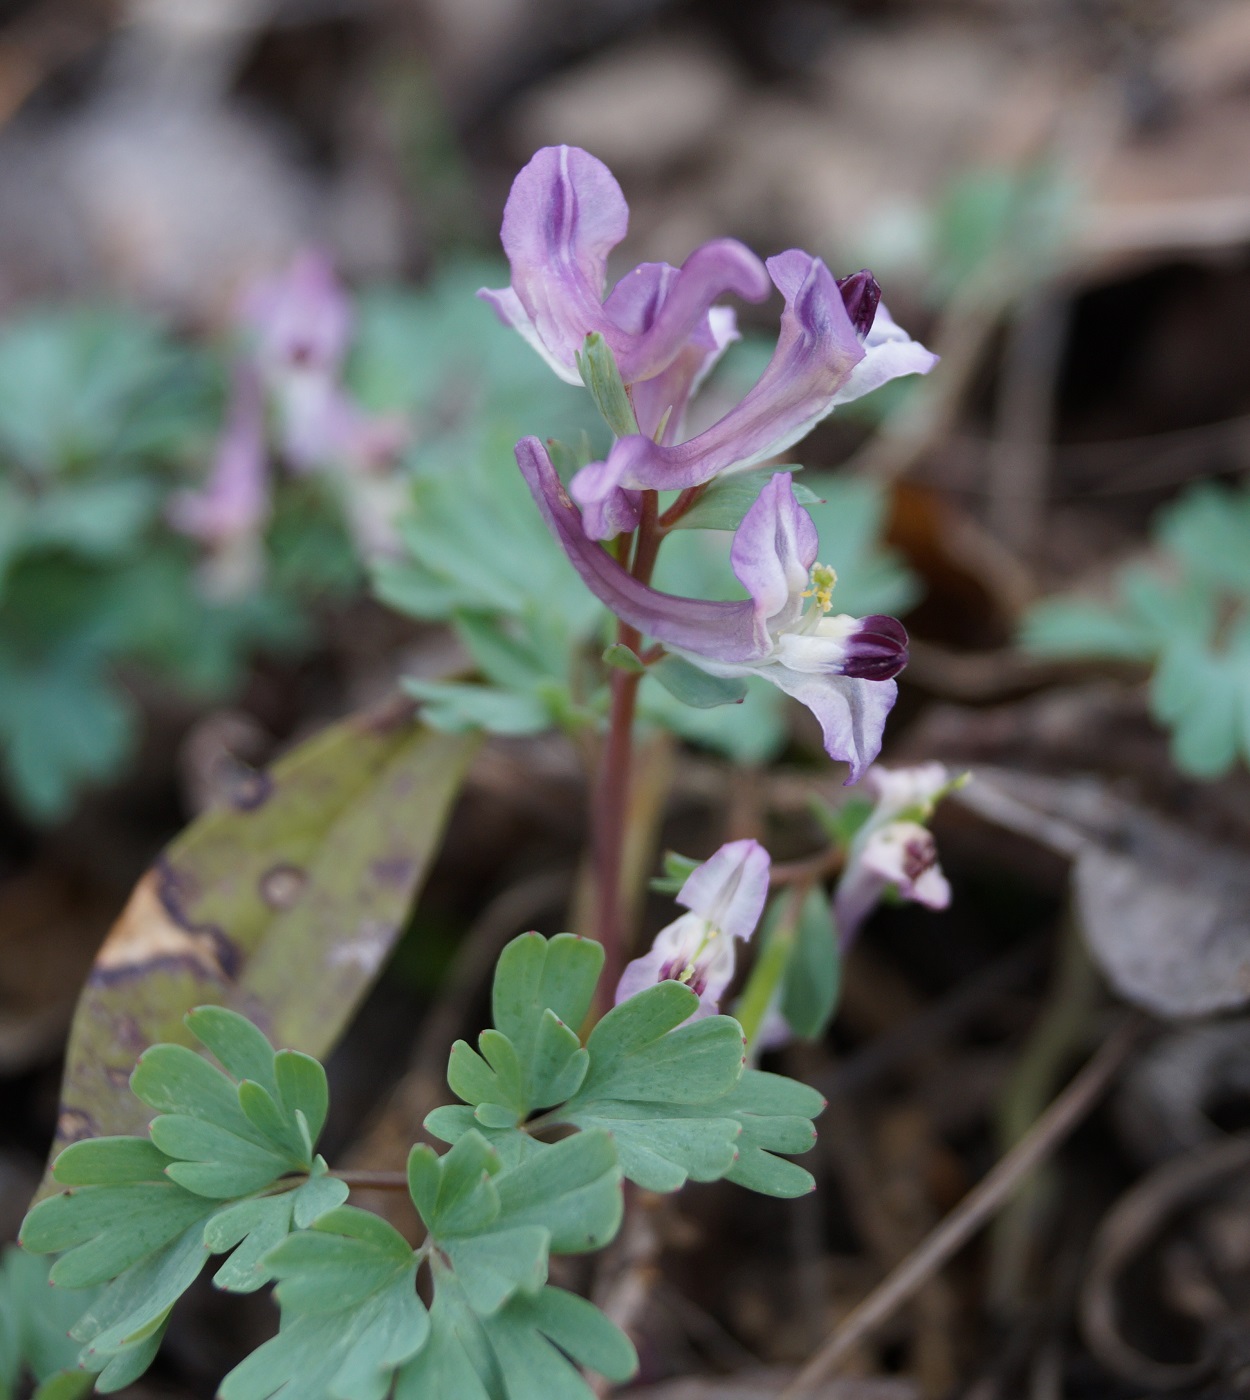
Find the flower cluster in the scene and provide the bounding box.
[169,252,407,593]
[484,145,935,782]
[620,768,953,1026]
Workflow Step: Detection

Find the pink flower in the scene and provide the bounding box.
[833,764,953,945]
[615,839,770,1019]
[518,442,906,783]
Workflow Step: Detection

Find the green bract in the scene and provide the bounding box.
[19,1008,347,1392]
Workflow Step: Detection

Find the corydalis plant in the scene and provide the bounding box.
[834,762,956,947]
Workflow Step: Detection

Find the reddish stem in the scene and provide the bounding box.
[592,492,660,1014]
[657,482,710,532]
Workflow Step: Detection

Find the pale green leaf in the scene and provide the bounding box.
[649,656,748,709]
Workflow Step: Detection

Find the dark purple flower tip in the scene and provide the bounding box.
[899,830,939,882]
[836,270,881,340]
[842,614,908,681]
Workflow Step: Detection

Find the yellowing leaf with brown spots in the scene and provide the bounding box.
[43,701,478,1186]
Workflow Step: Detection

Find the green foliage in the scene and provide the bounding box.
[21,930,824,1398]
[21,1008,348,1392]
[780,887,841,1042]
[1022,481,1250,778]
[666,468,821,533]
[649,655,749,709]
[0,1247,99,1400]
[218,1125,629,1400]
[0,306,322,821]
[427,933,823,1198]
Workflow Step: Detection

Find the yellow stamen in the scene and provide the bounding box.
[801,563,838,614]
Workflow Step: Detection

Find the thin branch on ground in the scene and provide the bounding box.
[780,1018,1143,1398]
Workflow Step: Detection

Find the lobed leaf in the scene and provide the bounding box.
[689,1070,826,1199]
[571,981,745,1104]
[220,1207,425,1400]
[21,1012,349,1391]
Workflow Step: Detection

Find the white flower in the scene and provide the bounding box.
[615,839,770,1019]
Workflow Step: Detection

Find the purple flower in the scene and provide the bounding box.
[833,763,953,945]
[241,251,406,477]
[570,253,937,537]
[479,145,770,389]
[517,438,906,782]
[168,365,270,594]
[616,839,770,1018]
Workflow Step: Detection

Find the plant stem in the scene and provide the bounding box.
[594,658,642,1011]
[592,493,660,1015]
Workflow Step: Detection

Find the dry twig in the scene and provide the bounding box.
[781,1019,1142,1397]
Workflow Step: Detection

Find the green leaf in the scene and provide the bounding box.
[0,650,136,822]
[447,933,602,1122]
[575,334,638,440]
[39,706,477,1187]
[22,1013,348,1389]
[809,794,873,850]
[405,678,554,736]
[488,1130,621,1255]
[555,983,748,1190]
[199,1165,349,1295]
[572,982,745,1104]
[393,1275,637,1400]
[648,655,748,709]
[127,1013,331,1200]
[1020,598,1155,660]
[690,1070,824,1198]
[562,1102,741,1193]
[423,1106,543,1170]
[477,1286,637,1400]
[781,887,841,1040]
[32,1371,97,1400]
[392,1284,493,1400]
[220,1207,425,1400]
[668,467,820,532]
[183,1005,278,1091]
[23,479,159,560]
[1158,481,1250,596]
[0,1247,100,1395]
[411,1128,623,1286]
[22,1177,212,1290]
[492,933,600,1110]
